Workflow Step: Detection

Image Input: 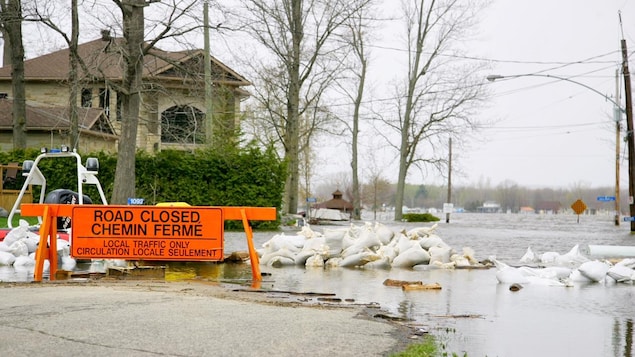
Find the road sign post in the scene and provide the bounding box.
[571,199,587,223]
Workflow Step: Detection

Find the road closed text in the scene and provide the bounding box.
[91,209,204,237]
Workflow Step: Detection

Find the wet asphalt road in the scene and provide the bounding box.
[0,281,406,357]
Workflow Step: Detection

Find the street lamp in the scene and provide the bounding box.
[486,74,624,109]
[487,73,634,229]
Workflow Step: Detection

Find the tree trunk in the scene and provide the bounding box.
[3,0,26,149]
[111,0,146,204]
[68,0,79,150]
[282,0,302,214]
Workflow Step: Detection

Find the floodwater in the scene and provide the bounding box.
[224,213,635,357]
[2,212,635,356]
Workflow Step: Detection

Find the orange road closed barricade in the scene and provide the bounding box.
[20,203,276,283]
[72,205,224,261]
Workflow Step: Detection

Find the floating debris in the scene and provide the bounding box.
[402,282,442,291]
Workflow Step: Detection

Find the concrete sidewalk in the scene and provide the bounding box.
[0,280,410,357]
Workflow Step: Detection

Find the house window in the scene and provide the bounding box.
[81,88,92,107]
[116,92,122,121]
[161,105,205,144]
[99,88,110,118]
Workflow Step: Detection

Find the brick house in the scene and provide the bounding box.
[0,36,251,152]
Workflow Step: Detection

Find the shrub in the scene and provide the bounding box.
[403,213,440,223]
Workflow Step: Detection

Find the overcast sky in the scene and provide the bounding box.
[463,0,634,190]
[16,1,635,191]
[311,0,635,190]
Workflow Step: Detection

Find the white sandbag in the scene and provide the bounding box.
[323,228,347,256]
[305,254,325,268]
[61,255,77,271]
[8,240,28,257]
[261,233,304,253]
[450,254,470,267]
[540,251,560,264]
[429,261,456,269]
[13,255,35,267]
[0,241,11,252]
[57,239,71,256]
[568,269,594,283]
[374,222,394,245]
[519,246,538,264]
[376,245,398,262]
[324,257,342,268]
[340,227,381,257]
[396,234,418,254]
[542,266,573,280]
[298,225,322,239]
[340,232,356,251]
[267,255,295,267]
[345,223,363,238]
[555,244,589,266]
[461,247,479,265]
[429,246,452,264]
[418,235,449,250]
[616,258,635,269]
[363,256,391,269]
[578,260,611,282]
[607,265,635,283]
[0,251,16,265]
[294,250,318,265]
[259,247,296,266]
[496,266,530,284]
[105,259,128,268]
[406,223,438,238]
[339,251,379,268]
[3,219,30,246]
[392,244,431,268]
[22,235,40,254]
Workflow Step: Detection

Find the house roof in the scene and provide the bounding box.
[0,38,251,87]
[314,190,354,211]
[0,98,117,139]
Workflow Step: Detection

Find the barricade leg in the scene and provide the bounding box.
[240,208,261,287]
[34,206,58,281]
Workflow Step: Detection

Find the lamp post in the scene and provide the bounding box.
[487,73,633,229]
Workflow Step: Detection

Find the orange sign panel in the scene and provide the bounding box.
[570,199,587,215]
[71,205,224,261]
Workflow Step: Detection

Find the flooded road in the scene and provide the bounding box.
[225,213,635,357]
[2,212,635,356]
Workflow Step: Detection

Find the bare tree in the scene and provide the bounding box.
[29,0,83,149]
[0,0,26,149]
[335,2,376,220]
[107,0,203,204]
[237,0,371,214]
[387,0,488,221]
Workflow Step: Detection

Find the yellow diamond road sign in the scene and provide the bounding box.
[571,199,587,215]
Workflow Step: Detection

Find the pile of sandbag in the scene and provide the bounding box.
[0,219,76,272]
[257,222,484,269]
[492,245,635,286]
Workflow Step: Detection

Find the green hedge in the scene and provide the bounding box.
[402,213,440,223]
[1,145,284,230]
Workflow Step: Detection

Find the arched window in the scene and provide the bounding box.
[161,105,205,144]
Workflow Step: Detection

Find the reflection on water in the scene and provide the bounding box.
[164,261,253,283]
[618,318,634,357]
[2,213,635,356]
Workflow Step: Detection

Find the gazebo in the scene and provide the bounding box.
[314,190,353,213]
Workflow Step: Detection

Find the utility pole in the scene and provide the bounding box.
[615,69,622,226]
[446,137,452,223]
[621,38,635,232]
